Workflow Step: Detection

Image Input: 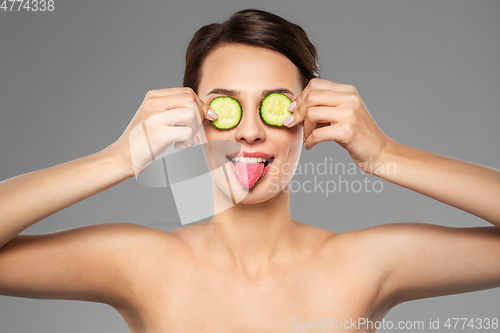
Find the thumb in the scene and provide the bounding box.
[194,93,217,121]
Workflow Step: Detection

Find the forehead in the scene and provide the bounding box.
[198,44,302,96]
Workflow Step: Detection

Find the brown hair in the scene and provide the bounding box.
[183,9,320,93]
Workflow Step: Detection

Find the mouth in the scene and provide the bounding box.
[225,153,275,188]
[226,155,275,167]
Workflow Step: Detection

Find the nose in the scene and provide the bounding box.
[234,104,266,144]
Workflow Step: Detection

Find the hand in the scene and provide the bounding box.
[108,87,217,178]
[285,78,391,173]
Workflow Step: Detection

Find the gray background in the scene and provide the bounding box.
[1,0,499,332]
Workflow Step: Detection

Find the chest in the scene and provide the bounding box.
[129,263,382,333]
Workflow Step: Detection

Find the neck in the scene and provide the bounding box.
[207,183,298,275]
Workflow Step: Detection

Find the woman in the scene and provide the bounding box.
[0,9,499,333]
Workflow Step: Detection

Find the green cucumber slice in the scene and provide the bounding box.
[259,93,292,126]
[209,96,242,129]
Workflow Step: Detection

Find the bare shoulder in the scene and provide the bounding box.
[333,221,500,258]
[62,222,193,285]
[0,221,187,312]
[103,222,191,263]
[316,222,447,267]
[324,222,500,306]
[74,222,185,253]
[312,223,418,288]
[308,223,419,314]
[319,222,444,251]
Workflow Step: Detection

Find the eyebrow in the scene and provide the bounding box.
[206,88,295,97]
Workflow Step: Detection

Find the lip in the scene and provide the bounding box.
[227,151,274,159]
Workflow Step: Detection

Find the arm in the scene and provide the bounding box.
[372,138,500,227]
[289,78,500,306]
[365,139,500,305]
[0,87,210,249]
[0,88,210,307]
[0,146,136,306]
[0,222,150,305]
[290,79,500,227]
[359,222,500,310]
[0,146,131,249]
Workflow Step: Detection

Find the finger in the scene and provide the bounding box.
[143,108,199,149]
[193,93,214,121]
[158,125,194,150]
[142,93,198,114]
[292,79,357,108]
[286,90,352,128]
[164,91,211,122]
[304,121,353,150]
[169,125,196,150]
[146,107,197,125]
[146,107,202,137]
[145,87,199,98]
[138,124,194,159]
[179,102,210,131]
[144,89,214,122]
[174,137,195,150]
[303,106,353,139]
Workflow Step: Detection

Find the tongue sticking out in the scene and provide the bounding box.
[232,161,265,188]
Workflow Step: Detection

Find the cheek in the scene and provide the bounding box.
[202,122,215,140]
[201,122,229,142]
[199,123,238,165]
[271,126,303,167]
[285,125,304,169]
[283,124,303,153]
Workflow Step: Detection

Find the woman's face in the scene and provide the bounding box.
[197,43,304,204]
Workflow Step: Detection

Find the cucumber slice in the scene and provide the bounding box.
[259,93,293,126]
[209,96,242,129]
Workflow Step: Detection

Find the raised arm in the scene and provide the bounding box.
[0,145,138,308]
[0,88,212,307]
[288,78,500,227]
[370,138,500,226]
[0,146,130,249]
[287,78,500,307]
[0,87,211,249]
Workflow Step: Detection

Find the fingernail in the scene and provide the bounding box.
[288,101,297,112]
[207,108,218,120]
[283,115,294,127]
